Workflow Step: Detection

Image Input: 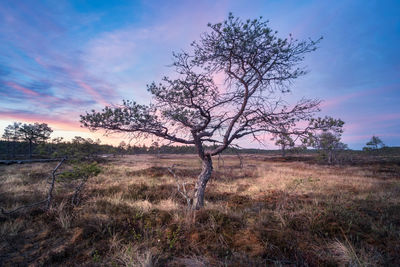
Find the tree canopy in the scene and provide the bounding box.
[19,123,53,143]
[364,135,385,151]
[1,122,53,159]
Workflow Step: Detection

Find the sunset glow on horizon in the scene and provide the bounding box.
[1,0,399,149]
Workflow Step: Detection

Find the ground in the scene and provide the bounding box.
[0,154,400,266]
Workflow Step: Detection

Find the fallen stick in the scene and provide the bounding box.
[0,158,62,165]
[1,157,66,215]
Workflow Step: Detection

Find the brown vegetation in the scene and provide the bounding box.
[1,154,400,266]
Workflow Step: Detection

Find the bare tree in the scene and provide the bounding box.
[81,14,342,209]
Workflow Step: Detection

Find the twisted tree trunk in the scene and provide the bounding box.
[193,155,213,210]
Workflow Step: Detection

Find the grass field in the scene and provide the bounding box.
[1,154,400,266]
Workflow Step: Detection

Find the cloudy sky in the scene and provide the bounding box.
[0,0,399,149]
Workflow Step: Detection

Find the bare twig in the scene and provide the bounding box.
[232,147,244,169]
[46,157,66,210]
[71,175,89,206]
[167,165,192,207]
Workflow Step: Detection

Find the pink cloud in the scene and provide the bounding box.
[345,112,400,133]
[76,80,109,107]
[344,133,400,142]
[374,113,400,121]
[321,91,361,109]
[0,110,81,131]
[33,55,114,107]
[321,84,398,110]
[6,81,40,97]
[4,79,97,110]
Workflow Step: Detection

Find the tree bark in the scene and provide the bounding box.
[193,154,213,210]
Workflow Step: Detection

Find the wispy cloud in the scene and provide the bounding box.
[0,0,399,148]
[0,109,80,131]
[6,81,40,97]
[321,84,398,110]
[344,133,400,143]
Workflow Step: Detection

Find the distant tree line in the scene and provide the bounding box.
[0,136,280,160]
[0,121,282,160]
[0,121,395,163]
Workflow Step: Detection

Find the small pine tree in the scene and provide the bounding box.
[363,136,385,151]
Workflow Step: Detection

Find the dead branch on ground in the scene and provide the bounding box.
[1,157,66,215]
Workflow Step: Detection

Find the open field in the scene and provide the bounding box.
[1,154,400,266]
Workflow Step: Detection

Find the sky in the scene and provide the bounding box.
[0,0,399,149]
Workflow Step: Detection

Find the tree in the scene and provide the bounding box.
[272,127,295,157]
[304,118,346,164]
[150,141,161,158]
[81,14,342,209]
[2,122,22,159]
[118,141,127,150]
[2,130,11,158]
[364,135,385,151]
[69,136,102,160]
[118,141,127,157]
[19,123,53,158]
[313,131,347,164]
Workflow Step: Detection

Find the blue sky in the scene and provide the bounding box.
[0,0,399,148]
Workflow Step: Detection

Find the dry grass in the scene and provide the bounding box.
[0,154,399,266]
